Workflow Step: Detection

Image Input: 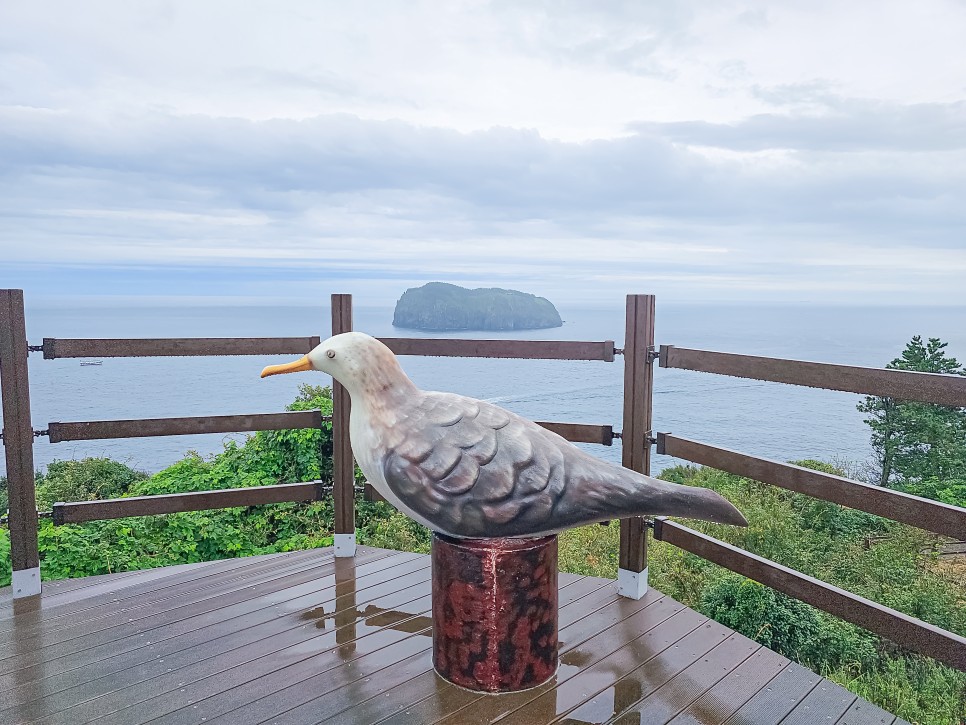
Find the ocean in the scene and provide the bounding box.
[7,302,966,480]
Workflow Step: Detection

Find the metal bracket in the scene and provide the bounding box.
[1,429,48,441]
[613,347,624,356]
[645,431,657,445]
[0,510,53,526]
[646,346,660,363]
[611,431,623,441]
[28,344,44,353]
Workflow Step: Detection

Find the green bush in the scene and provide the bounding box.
[700,575,877,672]
[34,458,148,510]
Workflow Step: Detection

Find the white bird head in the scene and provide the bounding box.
[260,332,411,397]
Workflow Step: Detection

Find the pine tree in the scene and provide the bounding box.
[858,336,966,486]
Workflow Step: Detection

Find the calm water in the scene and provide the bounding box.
[7,302,966,478]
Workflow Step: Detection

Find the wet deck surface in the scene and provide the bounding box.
[0,546,905,724]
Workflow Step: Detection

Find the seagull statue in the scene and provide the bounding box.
[261,332,747,538]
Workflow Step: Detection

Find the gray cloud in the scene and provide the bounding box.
[633,98,966,152]
[2,1,966,305]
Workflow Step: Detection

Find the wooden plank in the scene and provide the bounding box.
[378,337,616,362]
[653,519,966,671]
[4,569,430,719]
[605,633,761,724]
[536,421,613,446]
[721,662,822,724]
[0,289,40,594]
[781,680,857,725]
[0,551,299,632]
[0,553,353,712]
[331,293,355,537]
[1,553,428,722]
[660,345,966,407]
[42,336,322,359]
[47,411,326,442]
[229,576,626,725]
[665,646,790,725]
[619,294,655,573]
[505,613,725,724]
[0,550,406,691]
[658,434,966,540]
[835,698,899,724]
[0,549,341,681]
[92,579,437,723]
[0,548,333,658]
[52,482,324,524]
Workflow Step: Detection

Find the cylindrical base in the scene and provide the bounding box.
[432,532,558,693]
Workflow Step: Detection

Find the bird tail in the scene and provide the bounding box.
[630,474,748,526]
[595,468,748,526]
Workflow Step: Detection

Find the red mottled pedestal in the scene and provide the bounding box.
[432,533,558,693]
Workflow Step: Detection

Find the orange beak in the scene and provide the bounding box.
[260,355,313,378]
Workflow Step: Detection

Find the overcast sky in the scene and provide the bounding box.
[2,1,966,307]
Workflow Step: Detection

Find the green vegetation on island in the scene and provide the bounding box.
[1,337,965,722]
[392,282,563,331]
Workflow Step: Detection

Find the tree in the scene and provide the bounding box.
[34,459,148,510]
[858,336,966,487]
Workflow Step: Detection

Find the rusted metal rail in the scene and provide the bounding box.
[660,345,966,407]
[658,434,966,540]
[618,295,655,594]
[0,290,41,596]
[47,411,328,442]
[652,519,966,671]
[40,336,618,362]
[379,337,616,362]
[52,481,328,524]
[9,285,966,677]
[535,421,614,446]
[41,336,322,359]
[331,294,355,552]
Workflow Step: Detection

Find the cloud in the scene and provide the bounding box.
[634,99,966,152]
[1,1,965,305]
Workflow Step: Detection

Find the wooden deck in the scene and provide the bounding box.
[0,546,905,724]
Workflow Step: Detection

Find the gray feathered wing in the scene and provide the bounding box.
[380,392,745,538]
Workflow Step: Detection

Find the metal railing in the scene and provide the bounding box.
[3,288,965,671]
[1,290,634,592]
[652,343,966,671]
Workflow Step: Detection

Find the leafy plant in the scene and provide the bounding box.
[858,336,966,486]
[34,458,148,510]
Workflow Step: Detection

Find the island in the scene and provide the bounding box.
[392,282,563,332]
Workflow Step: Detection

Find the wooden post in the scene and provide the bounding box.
[618,294,655,599]
[331,294,356,557]
[0,290,41,597]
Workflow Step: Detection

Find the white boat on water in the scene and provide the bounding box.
[80,360,103,366]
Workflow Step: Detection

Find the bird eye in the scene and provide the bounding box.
[326,350,336,359]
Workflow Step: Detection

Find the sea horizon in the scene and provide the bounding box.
[5,300,965,481]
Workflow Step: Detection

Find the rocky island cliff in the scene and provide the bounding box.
[392,282,563,331]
